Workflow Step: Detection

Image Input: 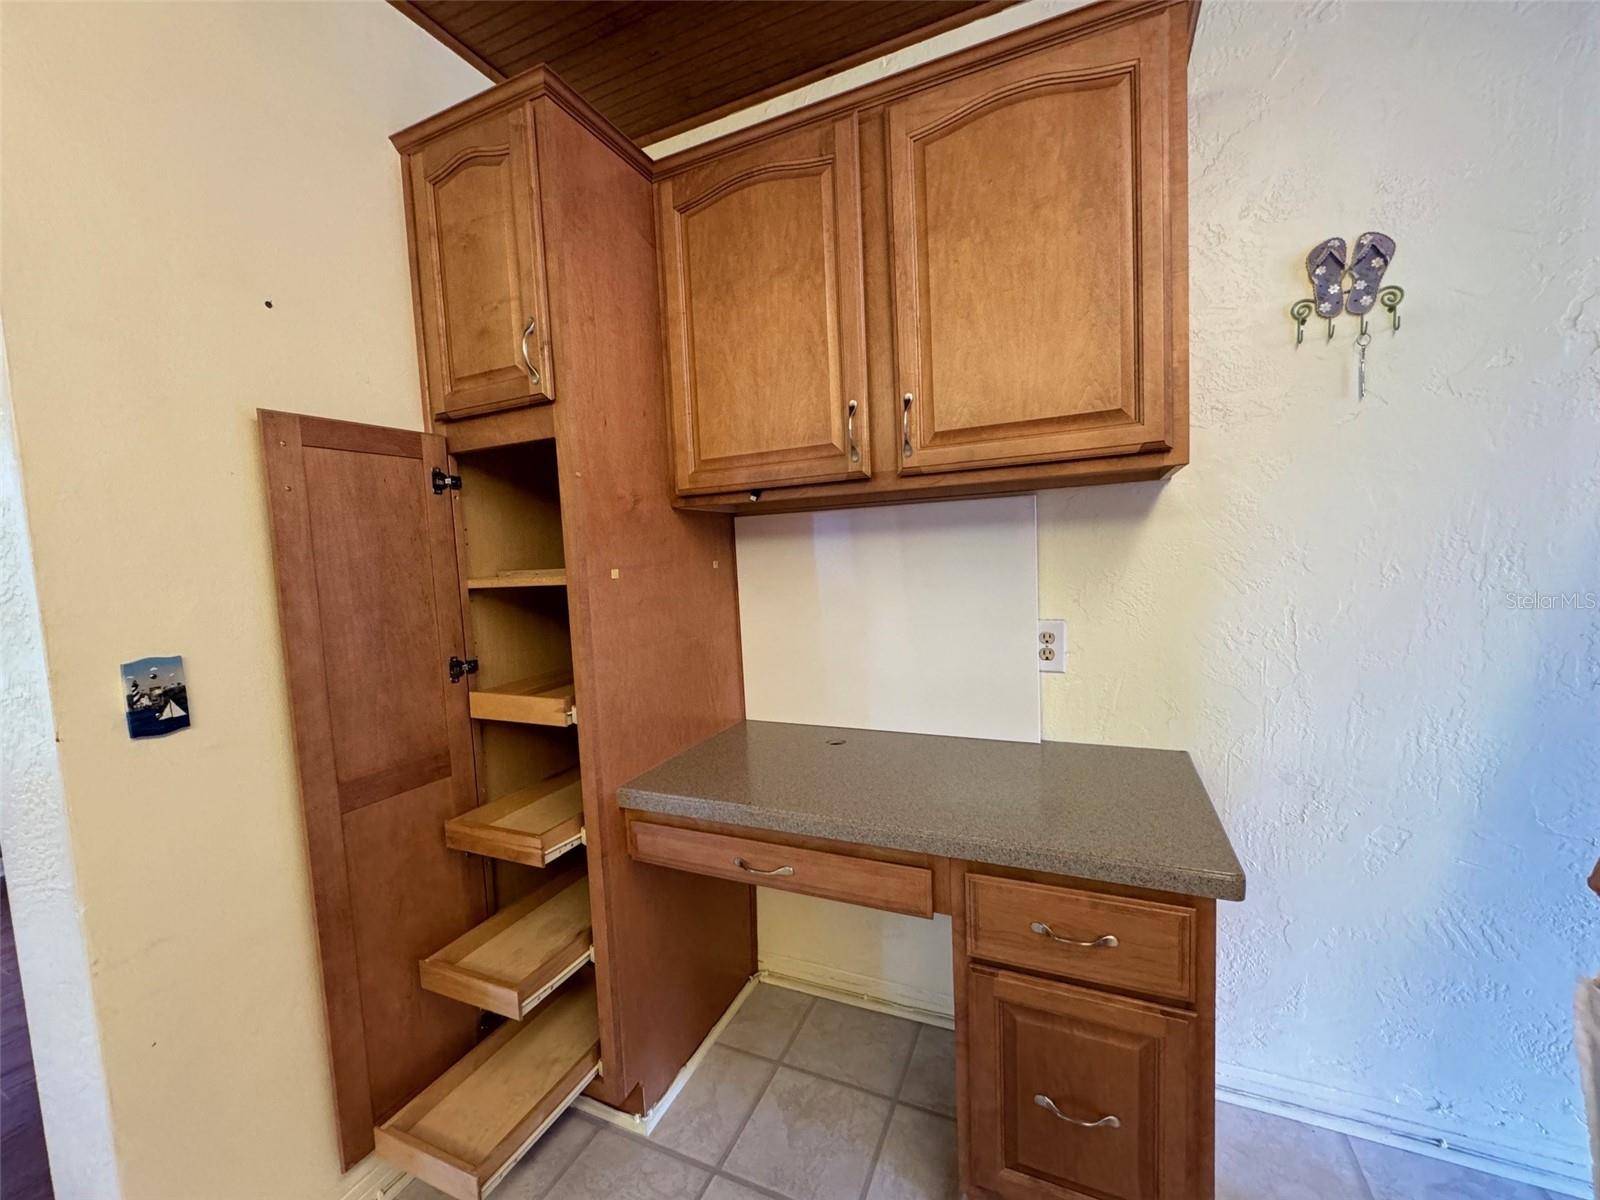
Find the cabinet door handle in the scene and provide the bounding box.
[734,857,794,877]
[1029,921,1118,949]
[1034,1095,1120,1129]
[901,393,913,459]
[520,318,542,385]
[847,399,860,464]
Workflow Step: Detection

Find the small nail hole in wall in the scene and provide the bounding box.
[826,738,845,746]
[264,300,273,308]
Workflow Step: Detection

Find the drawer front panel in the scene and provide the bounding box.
[967,968,1198,1200]
[627,820,933,917]
[967,876,1194,1002]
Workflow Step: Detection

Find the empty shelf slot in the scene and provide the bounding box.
[467,569,567,590]
[421,871,592,1020]
[469,671,576,727]
[375,973,600,1200]
[446,769,584,867]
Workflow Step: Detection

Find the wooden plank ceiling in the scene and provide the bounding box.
[392,1,1008,144]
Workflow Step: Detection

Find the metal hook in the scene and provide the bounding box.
[1290,300,1314,349]
[1378,285,1404,333]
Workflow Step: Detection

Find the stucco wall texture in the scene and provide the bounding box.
[1039,0,1599,1186]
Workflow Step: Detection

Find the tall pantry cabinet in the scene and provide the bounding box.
[259,72,753,1198]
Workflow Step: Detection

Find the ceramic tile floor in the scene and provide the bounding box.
[399,984,1567,1200]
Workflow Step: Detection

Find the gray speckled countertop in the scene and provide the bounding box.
[619,720,1245,901]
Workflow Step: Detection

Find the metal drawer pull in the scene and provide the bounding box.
[1030,921,1118,949]
[520,318,542,385]
[901,393,913,458]
[1034,1095,1120,1129]
[734,857,794,877]
[847,399,859,463]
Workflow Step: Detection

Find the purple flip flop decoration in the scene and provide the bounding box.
[1344,231,1394,318]
[1306,237,1346,338]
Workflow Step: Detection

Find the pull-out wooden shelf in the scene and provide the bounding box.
[466,568,567,590]
[445,769,585,867]
[421,871,593,1019]
[375,974,601,1200]
[469,671,576,726]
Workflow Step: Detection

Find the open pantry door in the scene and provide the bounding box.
[258,410,486,1166]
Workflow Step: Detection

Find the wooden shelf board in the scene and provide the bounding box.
[421,871,592,1019]
[469,671,575,726]
[374,974,600,1200]
[446,769,584,867]
[466,568,567,590]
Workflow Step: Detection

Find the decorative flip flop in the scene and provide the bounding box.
[1306,236,1347,323]
[1344,232,1395,317]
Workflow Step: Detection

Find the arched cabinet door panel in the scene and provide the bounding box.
[658,118,871,495]
[888,11,1178,475]
[408,103,554,421]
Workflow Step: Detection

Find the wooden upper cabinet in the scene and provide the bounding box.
[658,118,870,494]
[406,103,554,421]
[888,11,1176,474]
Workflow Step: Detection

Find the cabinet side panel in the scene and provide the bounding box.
[534,99,754,1110]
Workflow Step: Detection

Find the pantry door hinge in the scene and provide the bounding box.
[432,467,463,494]
[448,656,478,683]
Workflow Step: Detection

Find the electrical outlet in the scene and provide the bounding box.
[1037,619,1066,673]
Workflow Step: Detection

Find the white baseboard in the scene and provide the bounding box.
[756,956,955,1028]
[575,975,762,1136]
[754,967,1591,1199]
[336,975,1592,1200]
[338,1161,408,1200]
[1218,1063,1592,1198]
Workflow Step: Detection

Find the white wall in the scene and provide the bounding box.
[1,320,121,1198]
[1038,1,1598,1192]
[0,3,488,1198]
[736,499,1040,1015]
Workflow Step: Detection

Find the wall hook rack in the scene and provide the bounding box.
[1290,233,1404,349]
[1289,234,1404,401]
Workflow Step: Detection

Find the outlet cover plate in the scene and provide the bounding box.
[1037,619,1066,674]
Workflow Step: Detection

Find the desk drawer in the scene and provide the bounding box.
[967,967,1199,1200]
[966,876,1194,1003]
[627,820,934,918]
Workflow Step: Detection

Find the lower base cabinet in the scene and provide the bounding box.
[966,967,1200,1200]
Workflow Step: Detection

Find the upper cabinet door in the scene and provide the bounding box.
[259,410,486,1167]
[659,118,870,495]
[888,11,1178,475]
[408,103,554,421]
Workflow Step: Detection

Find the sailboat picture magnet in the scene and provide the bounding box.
[122,654,190,738]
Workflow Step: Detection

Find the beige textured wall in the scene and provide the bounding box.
[1039,3,1598,1192]
[0,3,486,1197]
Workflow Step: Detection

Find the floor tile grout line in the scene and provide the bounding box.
[712,1168,806,1200]
[852,1020,927,1200]
[713,1053,780,1172]
[752,1055,955,1121]
[773,992,818,1062]
[607,1115,731,1177]
[1340,1130,1380,1200]
[532,1115,601,1200]
[854,1102,899,1200]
